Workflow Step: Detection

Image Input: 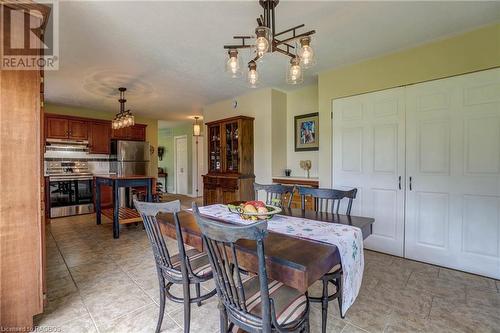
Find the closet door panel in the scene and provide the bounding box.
[405,68,500,279]
[333,88,406,256]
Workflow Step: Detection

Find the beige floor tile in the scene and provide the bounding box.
[383,309,460,333]
[82,282,154,326]
[47,276,78,301]
[343,295,392,333]
[309,303,346,333]
[34,294,89,326]
[390,257,439,278]
[439,267,498,292]
[429,296,499,333]
[364,281,432,318]
[98,303,182,333]
[38,315,98,333]
[364,262,412,289]
[169,298,221,332]
[406,272,466,301]
[341,323,370,333]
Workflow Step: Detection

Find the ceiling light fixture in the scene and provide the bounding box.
[224,0,316,88]
[112,87,135,130]
[193,116,201,137]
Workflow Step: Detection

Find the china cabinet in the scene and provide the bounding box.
[203,116,255,205]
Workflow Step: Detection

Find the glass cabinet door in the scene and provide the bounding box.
[225,121,239,172]
[209,125,221,172]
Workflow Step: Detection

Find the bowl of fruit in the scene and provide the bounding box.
[227,200,282,221]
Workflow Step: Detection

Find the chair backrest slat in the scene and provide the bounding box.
[254,183,295,208]
[297,187,357,214]
[134,200,183,275]
[192,203,272,332]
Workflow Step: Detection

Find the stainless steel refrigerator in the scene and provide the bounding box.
[110,140,150,176]
[110,140,150,207]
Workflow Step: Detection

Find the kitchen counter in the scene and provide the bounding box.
[94,175,154,180]
[95,175,153,238]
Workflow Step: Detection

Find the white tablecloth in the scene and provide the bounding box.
[197,204,364,316]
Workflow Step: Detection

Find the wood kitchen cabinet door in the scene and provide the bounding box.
[129,124,147,141]
[89,121,111,154]
[68,120,88,140]
[111,126,130,140]
[46,117,69,139]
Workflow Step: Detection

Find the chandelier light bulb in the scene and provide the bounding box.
[247,61,259,88]
[286,57,303,85]
[255,26,270,57]
[225,49,242,78]
[298,36,316,69]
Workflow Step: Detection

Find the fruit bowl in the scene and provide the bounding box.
[227,201,282,220]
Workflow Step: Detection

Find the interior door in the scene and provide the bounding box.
[175,136,188,195]
[405,68,500,279]
[333,88,406,256]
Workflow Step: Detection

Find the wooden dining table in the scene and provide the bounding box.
[157,207,374,293]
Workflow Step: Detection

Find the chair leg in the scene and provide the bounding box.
[321,279,329,333]
[182,282,191,333]
[337,276,344,319]
[156,279,166,333]
[219,301,228,333]
[195,283,202,307]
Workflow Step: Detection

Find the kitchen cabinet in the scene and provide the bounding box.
[45,115,88,140]
[89,121,111,154]
[129,124,147,141]
[203,116,255,205]
[112,124,147,141]
[68,120,88,140]
[46,117,69,139]
[45,115,147,147]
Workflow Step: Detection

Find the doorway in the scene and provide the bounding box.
[174,135,188,195]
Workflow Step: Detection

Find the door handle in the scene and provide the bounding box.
[398,176,401,190]
[409,177,413,191]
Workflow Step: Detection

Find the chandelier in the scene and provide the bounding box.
[224,0,316,87]
[112,87,135,129]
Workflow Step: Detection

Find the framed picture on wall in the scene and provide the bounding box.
[294,112,319,151]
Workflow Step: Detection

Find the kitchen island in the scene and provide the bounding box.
[95,175,154,238]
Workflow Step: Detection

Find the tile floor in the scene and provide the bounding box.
[36,206,500,333]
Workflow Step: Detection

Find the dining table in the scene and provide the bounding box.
[157,206,375,293]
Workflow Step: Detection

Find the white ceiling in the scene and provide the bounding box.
[46,1,500,122]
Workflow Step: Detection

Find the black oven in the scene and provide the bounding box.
[49,177,94,218]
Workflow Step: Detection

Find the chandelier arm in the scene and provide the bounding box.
[274,30,316,46]
[223,44,254,50]
[274,46,295,58]
[274,24,305,38]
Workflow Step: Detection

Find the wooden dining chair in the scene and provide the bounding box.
[296,187,357,333]
[134,200,217,333]
[192,203,310,333]
[253,183,295,208]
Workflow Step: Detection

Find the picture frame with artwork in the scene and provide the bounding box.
[294,112,319,151]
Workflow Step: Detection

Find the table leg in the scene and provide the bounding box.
[113,183,120,239]
[96,181,101,225]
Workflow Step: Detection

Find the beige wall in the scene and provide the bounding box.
[203,88,289,184]
[318,23,500,187]
[45,103,159,177]
[286,84,319,178]
[271,89,288,177]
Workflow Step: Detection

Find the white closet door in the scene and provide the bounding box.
[405,68,500,279]
[333,88,406,256]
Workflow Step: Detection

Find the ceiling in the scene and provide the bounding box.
[45,1,500,122]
